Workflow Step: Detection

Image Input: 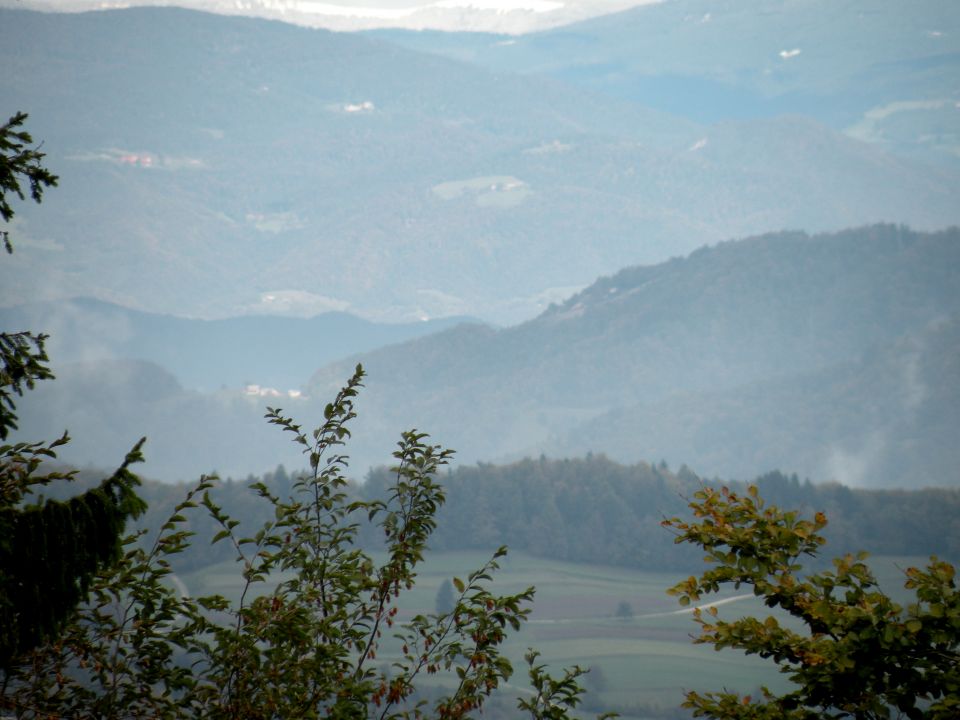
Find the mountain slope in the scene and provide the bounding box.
[306,225,960,486]
[0,298,471,391]
[550,315,960,488]
[371,0,960,165]
[13,225,960,485]
[5,0,652,34]
[13,358,305,482]
[2,7,958,324]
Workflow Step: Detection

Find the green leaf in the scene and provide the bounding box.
[212,529,230,544]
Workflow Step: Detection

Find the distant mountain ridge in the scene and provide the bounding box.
[12,225,960,486]
[2,7,958,325]
[3,298,474,481]
[306,224,960,488]
[553,314,960,488]
[371,0,960,167]
[0,298,471,391]
[1,0,652,34]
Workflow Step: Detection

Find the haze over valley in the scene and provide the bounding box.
[3,0,959,489]
[4,1,960,716]
[3,3,959,326]
[3,0,656,33]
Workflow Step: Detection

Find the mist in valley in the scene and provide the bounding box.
[2,1,959,716]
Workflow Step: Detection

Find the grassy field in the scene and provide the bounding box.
[178,549,945,718]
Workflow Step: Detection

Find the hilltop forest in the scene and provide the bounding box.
[50,458,960,578]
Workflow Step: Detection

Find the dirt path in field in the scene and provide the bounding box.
[529,592,755,624]
[640,592,755,617]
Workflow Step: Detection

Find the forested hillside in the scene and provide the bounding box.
[373,0,960,168]
[556,313,960,488]
[1,7,957,324]
[364,460,960,570]
[70,458,960,576]
[14,225,959,485]
[309,224,960,487]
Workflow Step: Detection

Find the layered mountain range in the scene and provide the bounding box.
[2,4,958,324]
[1,0,652,34]
[373,0,960,167]
[12,226,960,487]
[308,224,960,488]
[0,298,469,392]
[3,4,958,487]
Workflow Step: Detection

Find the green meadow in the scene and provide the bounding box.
[180,549,941,717]
[188,548,919,716]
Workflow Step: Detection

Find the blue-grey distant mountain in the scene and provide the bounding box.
[552,314,960,489]
[371,0,960,168]
[2,7,958,325]
[0,298,470,391]
[306,225,960,488]
[14,225,960,486]
[4,298,473,481]
[3,0,650,34]
[13,357,299,483]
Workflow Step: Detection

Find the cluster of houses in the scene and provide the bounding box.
[243,384,304,399]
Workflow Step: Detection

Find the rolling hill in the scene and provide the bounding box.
[4,0,653,34]
[1,7,958,325]
[0,298,470,391]
[306,224,960,487]
[2,298,472,481]
[371,0,960,167]
[12,225,960,486]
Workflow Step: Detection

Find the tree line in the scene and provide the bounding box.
[50,454,959,580]
[2,110,957,719]
[363,459,960,572]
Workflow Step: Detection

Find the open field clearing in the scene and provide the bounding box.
[179,549,952,716]
[184,549,871,715]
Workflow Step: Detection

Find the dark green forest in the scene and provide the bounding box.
[388,460,960,568]
[59,457,959,576]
